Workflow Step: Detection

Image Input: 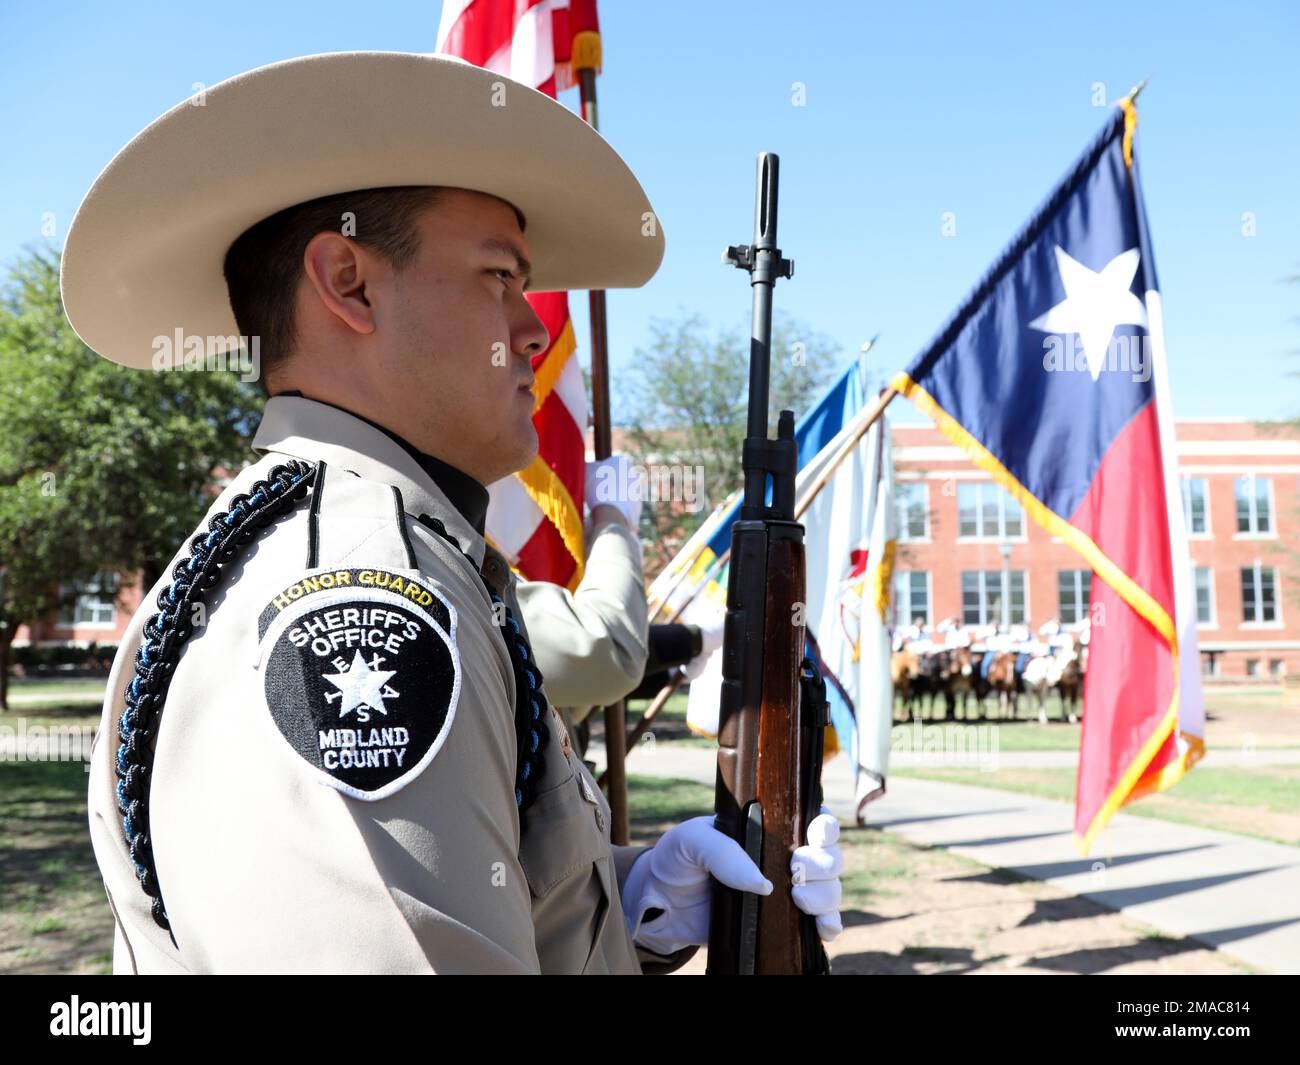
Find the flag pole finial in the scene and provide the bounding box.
[1117,78,1149,168]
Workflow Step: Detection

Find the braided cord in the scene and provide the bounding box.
[115,460,318,935]
[416,514,549,811]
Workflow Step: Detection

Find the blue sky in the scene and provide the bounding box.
[2,0,1297,425]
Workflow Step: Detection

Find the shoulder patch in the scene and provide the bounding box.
[254,567,460,800]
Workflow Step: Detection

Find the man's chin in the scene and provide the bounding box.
[521,420,539,466]
[501,423,539,478]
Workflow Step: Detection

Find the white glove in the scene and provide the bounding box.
[792,806,845,941]
[622,816,771,955]
[681,612,726,681]
[621,809,846,955]
[585,454,642,530]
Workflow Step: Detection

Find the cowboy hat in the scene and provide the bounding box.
[60,50,665,370]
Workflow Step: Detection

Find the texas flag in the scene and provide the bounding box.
[891,98,1205,852]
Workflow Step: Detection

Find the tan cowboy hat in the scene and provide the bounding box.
[60,50,665,370]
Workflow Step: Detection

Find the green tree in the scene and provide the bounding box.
[621,310,842,575]
[0,246,264,709]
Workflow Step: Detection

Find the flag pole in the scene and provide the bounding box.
[621,376,899,767]
[576,64,630,846]
[1122,78,1148,104]
[651,382,899,625]
[794,385,897,521]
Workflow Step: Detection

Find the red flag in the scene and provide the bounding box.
[436,0,604,591]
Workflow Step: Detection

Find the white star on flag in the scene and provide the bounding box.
[1029,246,1147,381]
[322,650,397,719]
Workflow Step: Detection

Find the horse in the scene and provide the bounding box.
[1055,640,1085,723]
[941,647,978,720]
[1022,652,1055,723]
[912,651,948,720]
[890,649,918,720]
[985,651,1020,719]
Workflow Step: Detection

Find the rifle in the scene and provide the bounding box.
[706,153,831,976]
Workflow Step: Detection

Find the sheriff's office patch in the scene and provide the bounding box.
[255,568,460,800]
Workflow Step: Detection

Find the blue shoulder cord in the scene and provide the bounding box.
[115,460,317,942]
[115,460,549,943]
[414,513,549,812]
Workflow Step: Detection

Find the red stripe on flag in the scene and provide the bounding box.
[440,0,551,68]
[517,518,578,589]
[1068,401,1177,840]
[534,393,585,507]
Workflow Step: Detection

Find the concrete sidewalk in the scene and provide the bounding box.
[895,747,1300,769]
[609,743,1300,975]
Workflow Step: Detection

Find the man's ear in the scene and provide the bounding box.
[300,231,377,338]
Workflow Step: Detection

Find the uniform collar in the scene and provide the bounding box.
[251,394,493,570]
[275,391,488,538]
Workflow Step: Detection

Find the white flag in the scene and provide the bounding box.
[802,411,896,822]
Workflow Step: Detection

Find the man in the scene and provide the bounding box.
[507,454,651,762]
[510,456,723,762]
[65,51,843,974]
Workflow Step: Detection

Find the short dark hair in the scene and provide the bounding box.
[222,185,447,393]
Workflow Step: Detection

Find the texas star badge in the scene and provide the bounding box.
[255,567,460,800]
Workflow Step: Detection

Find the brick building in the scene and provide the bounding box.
[15,420,1298,681]
[891,419,1299,679]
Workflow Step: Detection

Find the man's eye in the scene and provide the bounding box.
[491,268,514,286]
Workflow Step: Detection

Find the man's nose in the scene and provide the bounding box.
[512,294,551,358]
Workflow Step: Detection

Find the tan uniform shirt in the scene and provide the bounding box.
[86,396,689,974]
[514,513,649,743]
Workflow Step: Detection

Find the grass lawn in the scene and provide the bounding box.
[6,677,107,704]
[626,773,713,832]
[619,692,715,749]
[0,760,114,974]
[892,764,1300,847]
[1,706,103,732]
[1,678,108,730]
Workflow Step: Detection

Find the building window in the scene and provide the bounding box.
[893,571,931,627]
[1201,654,1219,677]
[58,572,118,628]
[1270,659,1286,677]
[961,570,1027,626]
[1181,477,1209,535]
[1240,564,1278,624]
[957,483,1024,540]
[1058,569,1091,624]
[1235,475,1273,535]
[1246,659,1260,677]
[896,482,929,541]
[1194,566,1215,626]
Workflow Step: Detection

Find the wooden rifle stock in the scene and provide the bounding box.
[707,152,831,975]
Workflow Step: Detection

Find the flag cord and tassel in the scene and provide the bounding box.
[619,385,900,764]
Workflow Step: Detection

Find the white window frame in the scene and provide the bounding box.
[1240,561,1282,628]
[58,573,118,629]
[1057,569,1091,625]
[1193,565,1217,629]
[961,569,1028,626]
[893,570,932,627]
[1181,476,1211,538]
[1233,474,1275,539]
[956,482,1028,542]
[895,482,930,543]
